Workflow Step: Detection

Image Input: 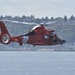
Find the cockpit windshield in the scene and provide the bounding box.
[25,30,35,36]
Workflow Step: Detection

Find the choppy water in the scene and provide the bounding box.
[0,51,75,75]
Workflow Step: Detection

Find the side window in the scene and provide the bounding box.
[44,35,49,39]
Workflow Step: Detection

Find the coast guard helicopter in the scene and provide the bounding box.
[0,21,65,46]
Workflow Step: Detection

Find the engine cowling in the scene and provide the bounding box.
[1,34,10,44]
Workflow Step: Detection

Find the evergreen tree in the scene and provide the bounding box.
[30,15,35,19]
[64,16,67,21]
[70,15,75,21]
[0,15,4,20]
[50,17,54,21]
[45,16,49,20]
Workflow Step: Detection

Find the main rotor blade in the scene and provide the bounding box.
[2,19,38,25]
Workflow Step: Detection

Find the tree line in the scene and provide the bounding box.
[0,15,75,23]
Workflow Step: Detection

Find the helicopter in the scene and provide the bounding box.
[0,21,66,46]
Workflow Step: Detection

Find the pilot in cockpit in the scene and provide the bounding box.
[50,33,58,43]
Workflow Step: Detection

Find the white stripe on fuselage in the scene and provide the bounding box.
[22,36,29,43]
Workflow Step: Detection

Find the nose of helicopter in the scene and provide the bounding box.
[61,40,66,45]
[62,40,66,43]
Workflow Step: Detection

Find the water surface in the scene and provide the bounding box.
[0,51,75,75]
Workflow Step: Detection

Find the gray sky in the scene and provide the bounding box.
[0,0,75,18]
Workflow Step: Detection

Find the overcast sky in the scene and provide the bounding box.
[0,0,75,18]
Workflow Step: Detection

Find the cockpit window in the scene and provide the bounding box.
[25,30,35,36]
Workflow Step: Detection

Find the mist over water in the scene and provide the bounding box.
[0,51,75,75]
